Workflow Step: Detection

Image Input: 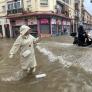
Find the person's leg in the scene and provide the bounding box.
[22,69,28,76]
[27,67,36,74]
[31,67,36,73]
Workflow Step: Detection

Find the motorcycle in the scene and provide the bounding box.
[71,31,92,46]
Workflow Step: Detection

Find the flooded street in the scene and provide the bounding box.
[0,36,92,92]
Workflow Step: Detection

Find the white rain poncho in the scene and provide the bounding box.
[9,25,38,70]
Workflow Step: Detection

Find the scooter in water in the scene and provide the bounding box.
[71,32,92,46]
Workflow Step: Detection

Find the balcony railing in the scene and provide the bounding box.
[7,8,23,15]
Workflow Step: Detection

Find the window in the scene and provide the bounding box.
[8,3,13,10]
[7,0,21,10]
[65,0,69,4]
[14,1,21,9]
[2,6,6,12]
[63,0,69,4]
[70,0,71,4]
[40,0,48,6]
[27,0,31,9]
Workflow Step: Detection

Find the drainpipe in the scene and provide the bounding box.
[50,18,52,35]
[21,0,24,12]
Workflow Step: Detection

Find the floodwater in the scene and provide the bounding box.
[0,36,92,92]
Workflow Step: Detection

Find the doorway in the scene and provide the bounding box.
[4,24,10,38]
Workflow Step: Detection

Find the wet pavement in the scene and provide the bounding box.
[0,36,92,92]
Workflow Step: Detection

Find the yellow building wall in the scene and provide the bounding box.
[69,0,75,19]
[23,0,56,12]
[37,0,56,12]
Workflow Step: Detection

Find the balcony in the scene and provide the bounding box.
[7,8,23,15]
[56,1,69,17]
[7,0,23,15]
[75,3,79,11]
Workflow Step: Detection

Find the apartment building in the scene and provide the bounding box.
[57,0,84,33]
[0,0,86,37]
[6,0,72,37]
[0,0,11,38]
[83,9,92,30]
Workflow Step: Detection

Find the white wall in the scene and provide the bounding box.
[0,0,12,37]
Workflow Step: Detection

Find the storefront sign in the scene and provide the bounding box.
[40,19,49,24]
[28,18,37,25]
[15,20,25,25]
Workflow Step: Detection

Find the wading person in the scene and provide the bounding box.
[9,25,40,76]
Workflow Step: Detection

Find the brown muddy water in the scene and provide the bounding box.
[0,36,92,92]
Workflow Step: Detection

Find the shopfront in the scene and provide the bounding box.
[11,19,26,37]
[51,18,57,35]
[7,13,71,38]
[39,18,51,37]
[62,19,71,35]
[10,17,38,37]
[28,17,38,37]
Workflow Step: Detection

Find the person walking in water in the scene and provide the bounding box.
[9,25,40,76]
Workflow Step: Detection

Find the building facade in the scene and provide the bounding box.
[6,0,72,37]
[0,0,88,37]
[83,9,92,30]
[0,0,11,38]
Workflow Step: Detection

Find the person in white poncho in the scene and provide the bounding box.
[9,25,40,74]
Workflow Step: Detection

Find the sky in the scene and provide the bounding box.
[84,0,92,15]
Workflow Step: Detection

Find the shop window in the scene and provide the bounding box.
[39,18,50,34]
[52,24,57,34]
[2,6,6,12]
[40,0,48,6]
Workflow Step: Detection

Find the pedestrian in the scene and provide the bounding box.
[9,25,40,75]
[78,25,86,46]
[64,28,67,34]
